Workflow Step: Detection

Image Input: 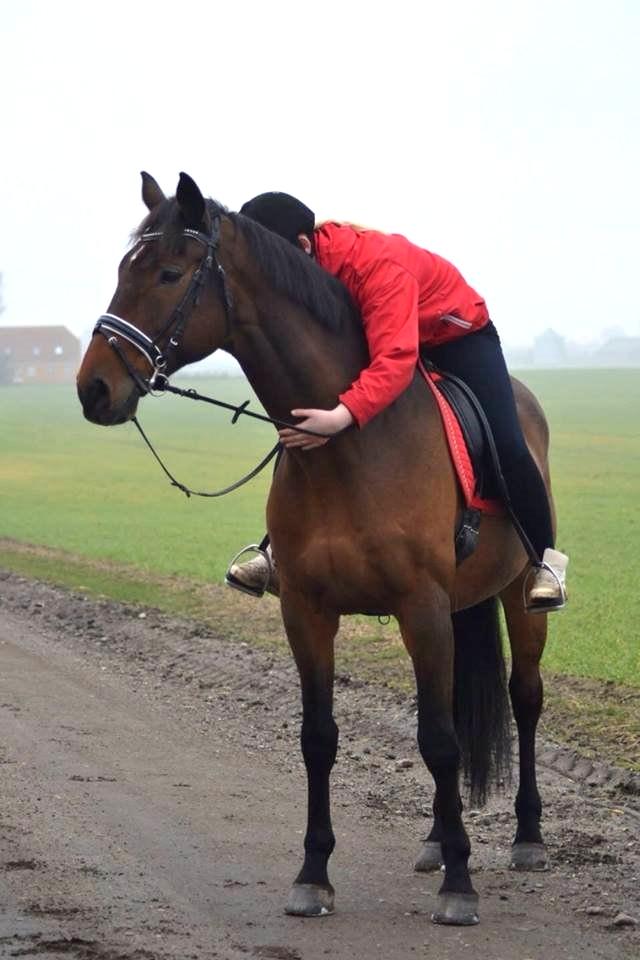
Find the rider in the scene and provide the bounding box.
[226,192,568,613]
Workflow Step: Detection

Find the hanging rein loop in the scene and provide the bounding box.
[132,416,282,498]
[92,203,325,498]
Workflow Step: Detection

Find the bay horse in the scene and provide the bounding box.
[77,172,553,926]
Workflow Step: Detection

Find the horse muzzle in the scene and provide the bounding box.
[77,373,139,426]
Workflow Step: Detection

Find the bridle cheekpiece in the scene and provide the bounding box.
[93,204,232,395]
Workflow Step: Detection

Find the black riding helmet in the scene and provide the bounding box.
[239,192,315,247]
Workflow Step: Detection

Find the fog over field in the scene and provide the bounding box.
[1,0,638,352]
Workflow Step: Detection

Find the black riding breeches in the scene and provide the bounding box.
[422,322,554,559]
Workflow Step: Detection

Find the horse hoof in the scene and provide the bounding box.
[510,842,549,872]
[285,883,335,917]
[414,841,443,872]
[431,891,479,926]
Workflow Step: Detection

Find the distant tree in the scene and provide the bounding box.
[532,328,566,367]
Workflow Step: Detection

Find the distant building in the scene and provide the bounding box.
[504,327,640,369]
[0,325,81,384]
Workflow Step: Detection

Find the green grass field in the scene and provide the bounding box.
[1,369,639,687]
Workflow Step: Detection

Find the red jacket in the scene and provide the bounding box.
[315,222,490,427]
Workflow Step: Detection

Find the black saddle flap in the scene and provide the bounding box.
[432,375,497,501]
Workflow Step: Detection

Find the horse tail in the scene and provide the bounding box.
[452,597,512,807]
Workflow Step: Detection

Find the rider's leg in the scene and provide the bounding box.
[425,322,567,611]
[226,454,283,598]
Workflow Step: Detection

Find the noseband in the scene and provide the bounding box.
[93,203,232,395]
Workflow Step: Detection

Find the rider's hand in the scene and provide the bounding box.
[278,403,355,450]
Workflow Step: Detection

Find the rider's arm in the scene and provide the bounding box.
[338,260,420,427]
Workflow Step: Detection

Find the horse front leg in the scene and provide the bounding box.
[501,578,549,871]
[281,592,340,917]
[399,595,479,926]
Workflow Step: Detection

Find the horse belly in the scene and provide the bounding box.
[275,523,452,616]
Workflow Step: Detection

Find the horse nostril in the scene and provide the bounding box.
[78,376,110,418]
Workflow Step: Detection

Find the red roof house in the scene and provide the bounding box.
[0,326,81,384]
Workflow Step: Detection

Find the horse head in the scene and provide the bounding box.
[77,172,232,425]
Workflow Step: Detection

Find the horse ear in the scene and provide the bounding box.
[140,171,165,211]
[176,172,205,228]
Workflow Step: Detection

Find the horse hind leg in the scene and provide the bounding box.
[280,594,340,917]
[399,594,479,926]
[501,577,549,871]
[414,795,459,873]
[415,597,512,874]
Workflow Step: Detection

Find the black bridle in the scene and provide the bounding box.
[91,204,325,498]
[94,203,232,395]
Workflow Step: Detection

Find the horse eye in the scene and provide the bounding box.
[160,268,183,284]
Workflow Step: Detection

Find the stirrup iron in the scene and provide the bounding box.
[523,560,567,614]
[224,543,272,598]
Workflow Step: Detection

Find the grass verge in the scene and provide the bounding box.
[2,372,639,684]
[2,538,638,772]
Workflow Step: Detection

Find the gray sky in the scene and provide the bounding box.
[1,0,638,350]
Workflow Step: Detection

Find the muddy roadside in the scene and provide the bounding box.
[0,570,638,959]
[1,538,638,774]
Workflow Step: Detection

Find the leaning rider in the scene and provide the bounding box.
[226,192,568,613]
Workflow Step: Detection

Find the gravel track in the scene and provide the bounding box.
[0,571,638,959]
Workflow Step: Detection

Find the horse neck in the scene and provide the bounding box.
[224,241,367,423]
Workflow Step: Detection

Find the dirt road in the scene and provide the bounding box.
[0,572,638,959]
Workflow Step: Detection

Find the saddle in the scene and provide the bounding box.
[418,360,504,565]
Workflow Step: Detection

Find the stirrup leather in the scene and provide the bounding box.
[224,543,273,598]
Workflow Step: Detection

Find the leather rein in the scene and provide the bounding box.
[93,204,319,498]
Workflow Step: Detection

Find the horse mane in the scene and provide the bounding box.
[133,197,356,334]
